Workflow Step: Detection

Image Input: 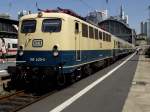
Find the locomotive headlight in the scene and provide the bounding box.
[52,45,59,57]
[19,46,24,56]
[19,51,24,56]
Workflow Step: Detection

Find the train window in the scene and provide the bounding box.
[116,41,118,47]
[105,34,110,42]
[82,23,88,37]
[108,35,110,42]
[42,19,61,32]
[103,32,106,41]
[106,34,109,42]
[118,42,120,48]
[0,23,2,31]
[12,44,17,48]
[21,20,36,33]
[99,31,102,40]
[89,26,94,39]
[105,33,107,41]
[106,34,108,41]
[107,34,109,42]
[75,22,79,33]
[8,43,10,48]
[109,35,111,42]
[95,29,98,40]
[106,34,110,42]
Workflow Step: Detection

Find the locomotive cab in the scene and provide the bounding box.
[17,12,66,67]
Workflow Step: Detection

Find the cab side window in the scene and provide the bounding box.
[75,22,79,33]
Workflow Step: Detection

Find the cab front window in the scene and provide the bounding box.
[42,19,61,32]
[21,20,36,33]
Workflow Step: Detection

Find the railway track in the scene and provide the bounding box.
[0,90,56,112]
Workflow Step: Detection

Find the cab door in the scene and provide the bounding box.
[75,21,81,61]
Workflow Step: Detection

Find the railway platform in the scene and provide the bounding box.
[0,70,9,93]
[0,58,16,70]
[0,58,15,93]
[123,55,150,112]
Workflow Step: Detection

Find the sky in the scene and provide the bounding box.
[0,0,150,33]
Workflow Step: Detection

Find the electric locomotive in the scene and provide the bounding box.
[6,8,134,90]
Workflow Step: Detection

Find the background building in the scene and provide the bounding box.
[0,16,18,39]
[98,19,136,44]
[147,21,150,38]
[148,5,150,39]
[144,22,147,35]
[138,6,150,45]
[85,10,108,25]
[141,22,144,34]
[0,13,10,19]
[98,5,136,45]
[18,10,32,19]
[140,21,149,36]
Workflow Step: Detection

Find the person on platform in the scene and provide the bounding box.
[1,38,7,63]
[136,48,139,55]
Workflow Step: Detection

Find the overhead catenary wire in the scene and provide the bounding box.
[78,0,96,12]
[77,0,110,13]
[148,5,150,21]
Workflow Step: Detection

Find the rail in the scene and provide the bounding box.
[0,90,57,112]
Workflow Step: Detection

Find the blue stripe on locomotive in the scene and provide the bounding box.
[17,50,112,73]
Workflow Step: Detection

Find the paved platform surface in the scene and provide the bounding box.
[0,70,8,75]
[0,58,15,94]
[0,58,16,71]
[123,55,150,112]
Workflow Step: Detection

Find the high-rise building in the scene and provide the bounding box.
[124,15,128,24]
[141,22,144,34]
[140,21,149,36]
[147,21,150,38]
[148,6,150,39]
[144,22,147,35]
[85,10,108,25]
[18,10,32,19]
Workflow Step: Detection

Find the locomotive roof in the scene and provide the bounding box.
[20,12,71,20]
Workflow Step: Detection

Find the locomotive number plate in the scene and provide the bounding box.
[32,39,43,47]
[30,57,46,62]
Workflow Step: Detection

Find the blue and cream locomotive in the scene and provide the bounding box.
[6,8,134,90]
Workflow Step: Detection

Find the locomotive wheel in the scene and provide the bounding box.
[31,75,40,92]
[83,65,92,76]
[67,72,76,85]
[43,69,55,89]
[56,74,66,88]
[9,73,25,90]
